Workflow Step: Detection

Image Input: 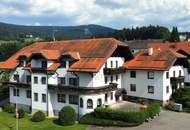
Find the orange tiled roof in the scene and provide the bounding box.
[124,48,187,70]
[148,42,190,54]
[0,38,130,72]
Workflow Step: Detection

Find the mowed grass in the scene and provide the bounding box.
[0,112,87,130]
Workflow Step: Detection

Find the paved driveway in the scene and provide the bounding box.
[87,110,190,130]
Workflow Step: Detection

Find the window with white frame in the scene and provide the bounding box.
[57,94,66,103]
[147,71,154,79]
[130,84,136,92]
[148,86,154,94]
[87,99,93,109]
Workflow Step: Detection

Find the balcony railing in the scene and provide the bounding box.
[2,81,31,88]
[48,83,118,94]
[170,76,185,84]
[103,67,126,75]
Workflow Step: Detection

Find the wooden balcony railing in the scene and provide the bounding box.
[103,67,126,75]
[170,76,185,84]
[48,83,118,94]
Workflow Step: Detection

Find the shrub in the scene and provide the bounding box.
[94,107,146,124]
[58,106,76,126]
[94,103,160,124]
[145,103,160,118]
[165,101,175,111]
[31,111,46,122]
[2,103,15,113]
[79,113,139,127]
[17,108,25,118]
[171,87,190,108]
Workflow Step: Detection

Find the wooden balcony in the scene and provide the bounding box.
[48,83,118,94]
[2,81,31,88]
[103,67,126,75]
[170,76,185,84]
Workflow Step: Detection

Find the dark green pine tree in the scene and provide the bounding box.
[169,27,180,42]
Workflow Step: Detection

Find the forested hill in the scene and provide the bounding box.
[0,22,116,40]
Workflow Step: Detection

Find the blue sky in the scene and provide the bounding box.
[0,0,190,31]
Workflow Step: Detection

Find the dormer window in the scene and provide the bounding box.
[42,61,47,68]
[60,61,66,68]
[69,61,74,67]
[19,60,25,67]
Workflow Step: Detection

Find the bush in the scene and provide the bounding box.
[2,103,15,113]
[165,101,175,111]
[145,103,160,118]
[58,106,76,126]
[31,111,46,122]
[17,108,25,118]
[94,107,146,124]
[171,87,190,109]
[79,113,139,127]
[94,103,160,124]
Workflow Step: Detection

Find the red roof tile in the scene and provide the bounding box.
[0,38,130,72]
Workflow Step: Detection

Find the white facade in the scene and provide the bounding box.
[9,56,124,117]
[123,65,184,103]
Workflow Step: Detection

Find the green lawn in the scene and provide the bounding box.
[0,112,87,130]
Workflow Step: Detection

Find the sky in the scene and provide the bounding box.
[0,0,190,31]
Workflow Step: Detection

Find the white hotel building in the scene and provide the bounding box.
[0,38,189,116]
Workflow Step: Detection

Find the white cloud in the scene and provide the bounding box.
[34,22,40,26]
[0,0,190,31]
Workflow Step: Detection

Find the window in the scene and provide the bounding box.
[148,71,154,79]
[69,95,78,105]
[111,92,113,100]
[69,61,74,67]
[110,61,113,68]
[58,77,66,85]
[13,74,19,82]
[13,89,19,96]
[166,86,169,93]
[110,76,113,82]
[41,77,46,84]
[69,78,78,86]
[130,84,136,92]
[173,71,176,77]
[57,94,66,103]
[166,72,169,79]
[87,99,93,109]
[26,75,31,84]
[105,76,108,84]
[60,61,66,68]
[97,99,102,107]
[116,75,118,81]
[116,61,118,68]
[80,98,83,108]
[34,93,38,101]
[26,90,31,98]
[179,70,182,76]
[41,61,47,68]
[105,62,107,68]
[105,93,108,102]
[148,86,154,94]
[34,77,38,84]
[130,71,136,78]
[19,60,25,67]
[42,94,46,103]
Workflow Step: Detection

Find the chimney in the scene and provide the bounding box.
[147,48,153,56]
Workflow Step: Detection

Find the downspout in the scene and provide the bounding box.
[72,72,80,120]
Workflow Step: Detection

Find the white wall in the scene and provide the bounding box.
[10,87,31,106]
[123,65,184,102]
[10,67,30,83]
[31,73,48,113]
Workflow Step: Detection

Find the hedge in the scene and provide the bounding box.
[79,113,139,127]
[17,108,25,118]
[94,103,160,124]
